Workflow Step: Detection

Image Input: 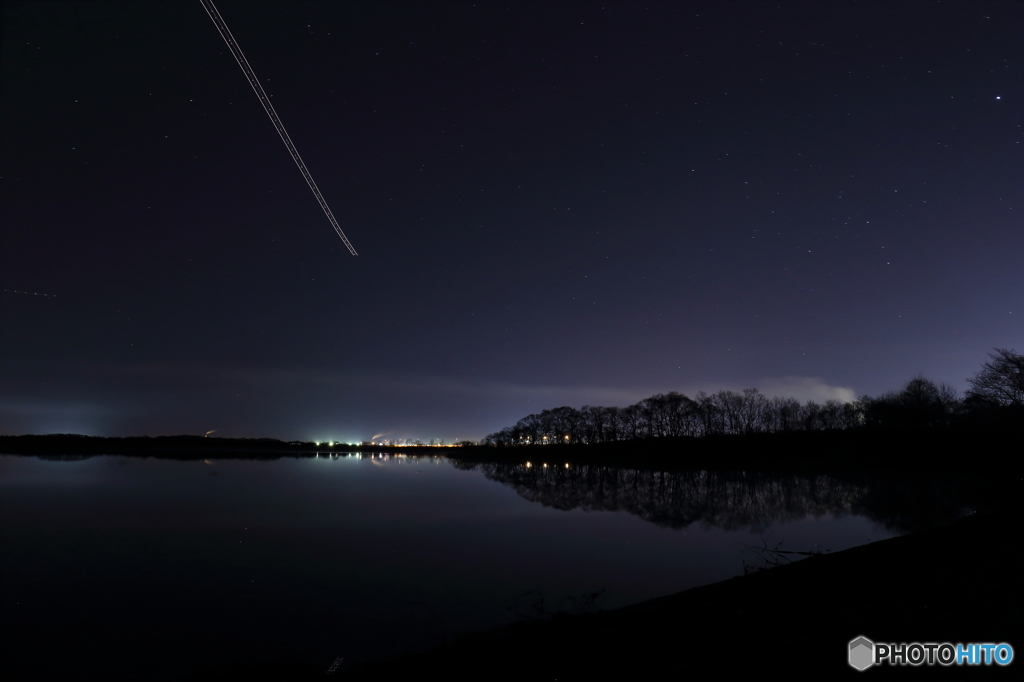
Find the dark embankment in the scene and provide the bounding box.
[345,500,1022,681]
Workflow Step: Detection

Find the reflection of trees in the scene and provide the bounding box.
[474,463,993,534]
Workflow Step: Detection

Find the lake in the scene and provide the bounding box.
[0,452,987,679]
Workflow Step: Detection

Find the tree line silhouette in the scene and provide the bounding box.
[483,348,1023,446]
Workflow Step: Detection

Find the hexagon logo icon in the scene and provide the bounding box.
[849,636,875,671]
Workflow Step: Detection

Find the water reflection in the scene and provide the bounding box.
[0,452,1006,680]
[459,461,997,535]
[24,452,999,535]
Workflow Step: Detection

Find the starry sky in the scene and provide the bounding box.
[1,1,1020,442]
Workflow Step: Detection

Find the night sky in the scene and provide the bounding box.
[1,1,1020,442]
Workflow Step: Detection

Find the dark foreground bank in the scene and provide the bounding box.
[347,502,1022,680]
[188,498,1021,681]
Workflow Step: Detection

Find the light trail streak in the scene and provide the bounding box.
[3,289,58,298]
[199,0,358,255]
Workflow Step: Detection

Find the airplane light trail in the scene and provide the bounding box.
[3,289,58,298]
[199,0,358,256]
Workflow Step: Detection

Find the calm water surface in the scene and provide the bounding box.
[0,453,975,679]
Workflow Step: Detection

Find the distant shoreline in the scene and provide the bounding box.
[2,427,1020,473]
